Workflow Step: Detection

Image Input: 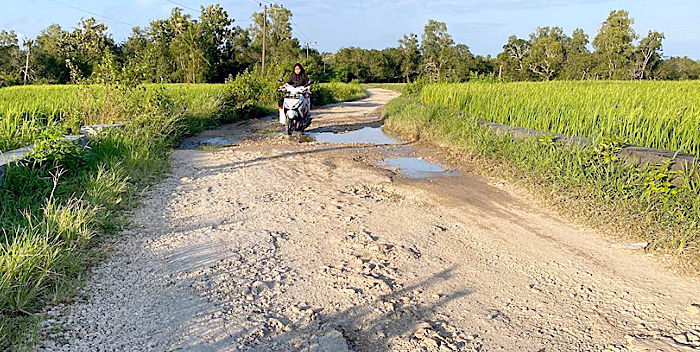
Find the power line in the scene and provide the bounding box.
[164,0,200,13]
[46,0,136,27]
[163,0,253,22]
[289,17,312,43]
[267,2,314,43]
[248,0,271,6]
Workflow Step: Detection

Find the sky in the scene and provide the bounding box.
[1,0,699,59]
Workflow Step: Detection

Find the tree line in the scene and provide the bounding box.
[0,6,699,86]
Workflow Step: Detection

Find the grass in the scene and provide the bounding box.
[313,82,368,105]
[383,84,700,273]
[421,81,700,155]
[0,92,171,350]
[0,77,365,350]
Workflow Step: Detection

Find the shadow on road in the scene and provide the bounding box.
[176,266,474,352]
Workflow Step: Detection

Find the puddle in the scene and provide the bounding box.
[381,157,455,179]
[309,127,399,145]
[179,137,237,150]
[198,137,237,147]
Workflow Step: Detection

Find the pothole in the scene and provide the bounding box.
[179,137,237,150]
[308,127,399,145]
[380,157,456,179]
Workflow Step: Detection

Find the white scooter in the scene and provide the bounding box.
[278,81,312,135]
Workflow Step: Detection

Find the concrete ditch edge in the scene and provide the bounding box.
[0,124,124,187]
[482,121,699,170]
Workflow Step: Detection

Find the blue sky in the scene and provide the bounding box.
[1,0,699,59]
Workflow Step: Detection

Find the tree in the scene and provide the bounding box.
[0,30,22,85]
[593,10,636,79]
[654,56,700,80]
[250,4,302,71]
[166,8,204,83]
[172,21,209,83]
[398,33,421,82]
[331,47,370,82]
[471,55,496,77]
[421,20,454,81]
[57,18,116,80]
[633,30,664,80]
[525,27,566,80]
[198,4,235,82]
[446,44,475,82]
[32,24,70,83]
[561,28,594,80]
[0,6,690,85]
[138,17,180,82]
[496,35,531,81]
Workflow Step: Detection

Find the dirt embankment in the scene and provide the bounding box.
[38,89,700,352]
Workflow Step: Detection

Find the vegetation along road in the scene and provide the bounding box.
[34,89,700,352]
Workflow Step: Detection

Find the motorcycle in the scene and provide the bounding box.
[278,80,313,135]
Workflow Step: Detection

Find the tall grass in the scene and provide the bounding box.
[313,82,368,104]
[384,88,700,273]
[421,81,700,155]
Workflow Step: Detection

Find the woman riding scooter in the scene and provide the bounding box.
[278,63,311,121]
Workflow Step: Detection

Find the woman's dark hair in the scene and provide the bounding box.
[288,63,309,87]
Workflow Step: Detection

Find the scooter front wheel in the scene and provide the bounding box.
[285,118,293,135]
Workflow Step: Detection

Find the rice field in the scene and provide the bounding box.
[0,85,205,152]
[421,81,700,155]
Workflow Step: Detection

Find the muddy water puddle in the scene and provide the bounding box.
[308,127,399,145]
[179,137,237,150]
[380,157,456,179]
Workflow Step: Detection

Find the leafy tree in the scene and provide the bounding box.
[654,56,700,80]
[198,4,235,82]
[0,5,694,85]
[446,44,475,82]
[121,5,244,83]
[331,47,370,82]
[593,10,636,79]
[496,35,531,81]
[633,30,664,80]
[375,48,402,82]
[58,18,116,80]
[0,30,22,85]
[32,24,70,83]
[421,20,455,81]
[561,28,594,80]
[471,55,496,77]
[525,27,566,80]
[250,4,302,71]
[136,17,179,82]
[398,33,421,82]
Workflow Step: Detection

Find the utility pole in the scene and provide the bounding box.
[305,41,316,60]
[262,5,267,73]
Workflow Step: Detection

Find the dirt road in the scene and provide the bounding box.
[39,89,700,352]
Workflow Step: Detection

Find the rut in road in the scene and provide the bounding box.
[38,89,700,352]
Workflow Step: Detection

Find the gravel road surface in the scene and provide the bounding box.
[38,89,700,352]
